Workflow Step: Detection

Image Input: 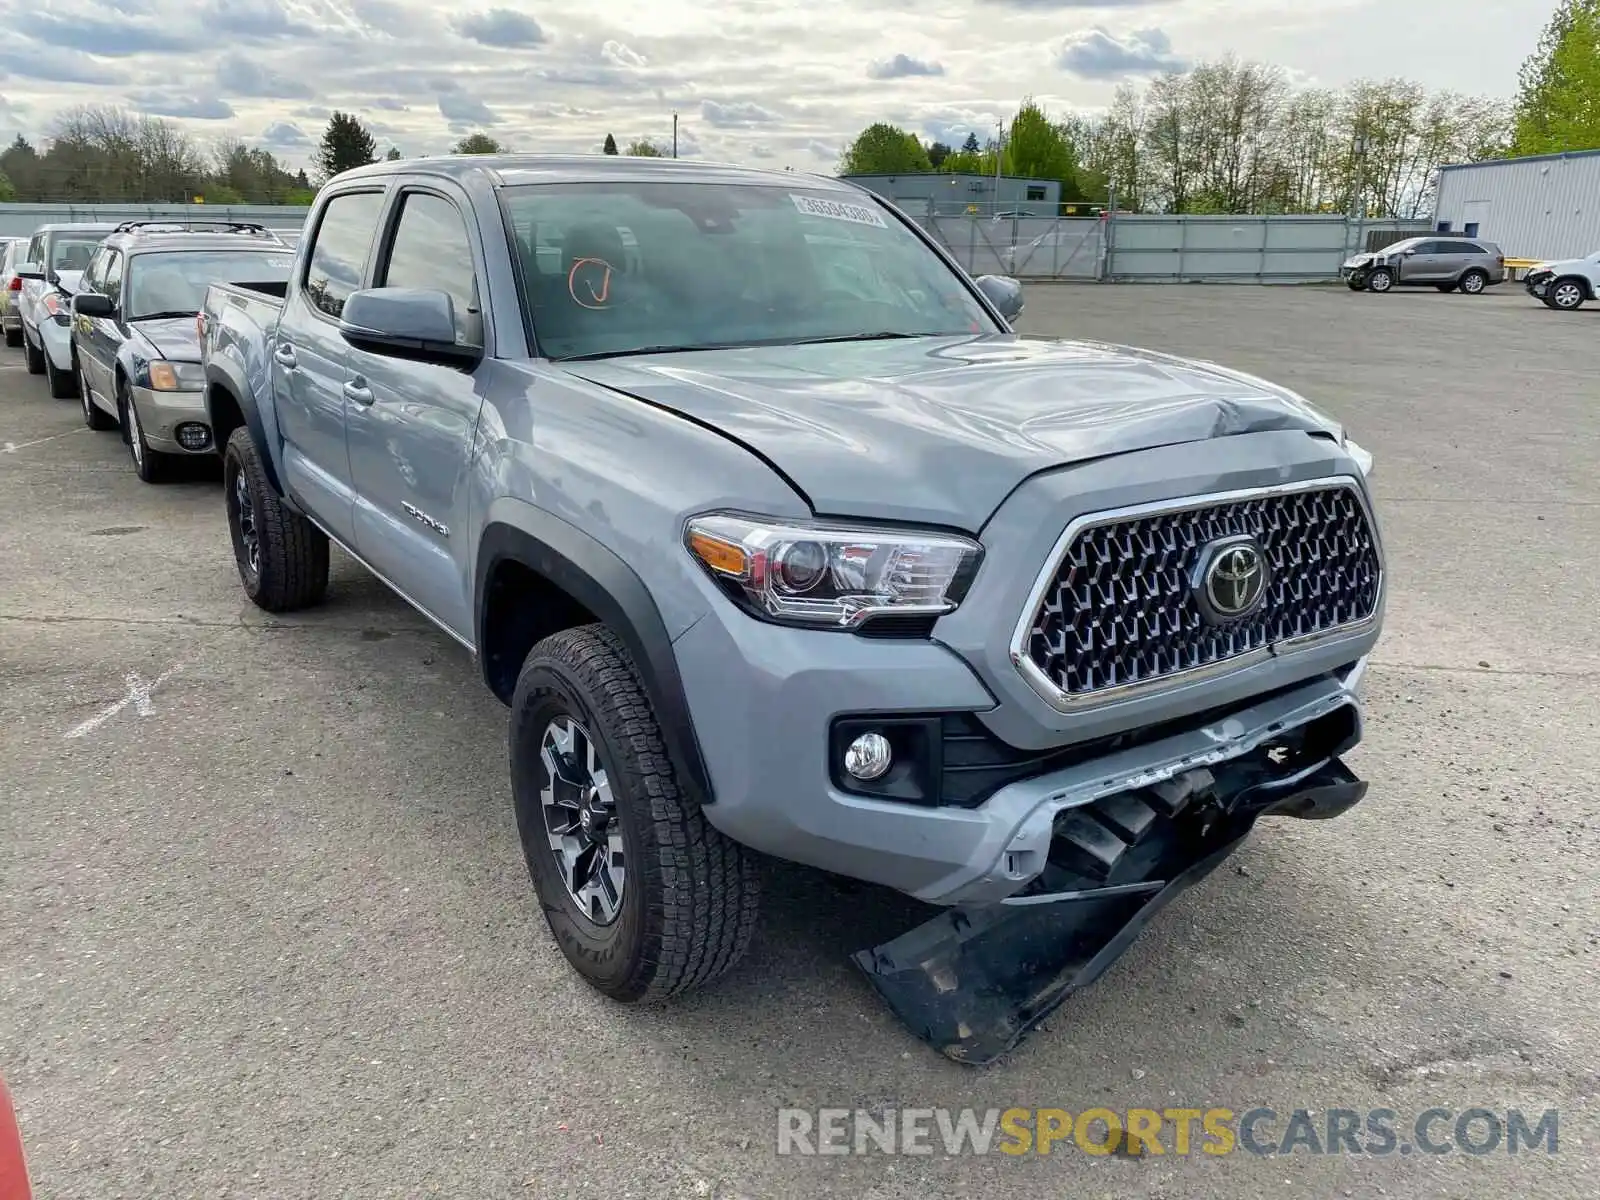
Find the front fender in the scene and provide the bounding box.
[204,336,287,496]
[475,506,715,807]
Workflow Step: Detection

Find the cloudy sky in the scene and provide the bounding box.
[0,0,1555,170]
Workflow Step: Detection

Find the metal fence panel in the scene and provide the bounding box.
[0,202,311,239]
[1103,214,1431,282]
[917,214,1103,279]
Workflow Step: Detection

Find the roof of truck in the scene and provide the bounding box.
[333,153,852,192]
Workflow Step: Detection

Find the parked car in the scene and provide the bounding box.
[0,239,28,347]
[1341,236,1507,294]
[15,222,118,396]
[1523,251,1600,311]
[71,223,299,481]
[201,156,1384,1064]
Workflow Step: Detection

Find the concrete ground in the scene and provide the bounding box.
[2,284,1596,1199]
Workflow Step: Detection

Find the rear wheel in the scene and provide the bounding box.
[1458,269,1488,295]
[222,427,329,611]
[4,325,20,348]
[79,364,116,431]
[23,330,43,374]
[1366,267,1394,293]
[1546,278,1586,311]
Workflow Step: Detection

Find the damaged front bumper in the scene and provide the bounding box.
[853,672,1371,1064]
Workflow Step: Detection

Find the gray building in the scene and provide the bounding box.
[840,173,1063,217]
[1433,149,1600,261]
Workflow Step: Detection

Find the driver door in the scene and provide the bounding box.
[1399,241,1447,283]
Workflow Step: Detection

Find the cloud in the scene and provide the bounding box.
[700,100,781,127]
[438,91,499,126]
[453,9,546,48]
[129,94,237,120]
[215,53,315,99]
[372,97,409,111]
[0,42,120,85]
[198,0,317,39]
[1055,27,1187,79]
[297,105,331,119]
[260,120,309,145]
[984,0,1175,7]
[601,40,646,68]
[15,11,198,56]
[806,139,838,161]
[867,54,945,81]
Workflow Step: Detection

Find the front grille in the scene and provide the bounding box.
[1021,481,1381,704]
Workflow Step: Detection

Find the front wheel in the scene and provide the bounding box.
[1365,267,1394,293]
[1546,278,1586,311]
[1458,269,1488,295]
[121,389,171,483]
[511,625,760,1004]
[222,427,330,610]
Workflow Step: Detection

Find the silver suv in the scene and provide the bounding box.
[1342,236,1507,295]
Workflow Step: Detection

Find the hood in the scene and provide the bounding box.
[53,269,84,294]
[560,334,1344,529]
[129,316,200,362]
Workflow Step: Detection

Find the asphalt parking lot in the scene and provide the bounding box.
[2,283,1597,1199]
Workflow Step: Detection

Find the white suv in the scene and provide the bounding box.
[16,223,117,397]
[1524,251,1600,311]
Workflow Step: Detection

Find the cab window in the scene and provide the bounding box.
[303,190,387,319]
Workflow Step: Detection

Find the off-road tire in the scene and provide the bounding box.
[1458,269,1488,295]
[1365,267,1394,293]
[23,331,43,374]
[1546,277,1587,311]
[511,624,760,1004]
[222,426,329,611]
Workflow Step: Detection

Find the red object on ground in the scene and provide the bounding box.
[0,1077,32,1200]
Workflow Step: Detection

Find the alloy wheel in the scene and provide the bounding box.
[1461,273,1485,294]
[232,470,261,577]
[126,401,145,469]
[539,715,625,925]
[1553,281,1582,310]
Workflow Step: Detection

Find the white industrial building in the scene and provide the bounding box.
[1433,149,1600,261]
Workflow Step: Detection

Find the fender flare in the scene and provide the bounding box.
[204,361,285,496]
[476,518,715,807]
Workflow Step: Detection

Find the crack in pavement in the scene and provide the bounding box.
[0,612,437,636]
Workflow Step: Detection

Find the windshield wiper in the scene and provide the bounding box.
[784,331,924,346]
[558,341,753,362]
[131,310,201,321]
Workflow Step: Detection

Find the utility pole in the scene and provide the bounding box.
[672,112,678,159]
[1347,130,1367,254]
[993,120,1005,213]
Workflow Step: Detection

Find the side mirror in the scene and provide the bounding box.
[338,287,480,366]
[974,273,1025,323]
[1402,248,1417,256]
[72,292,115,319]
[14,268,43,282]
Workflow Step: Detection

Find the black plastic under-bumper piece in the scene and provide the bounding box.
[852,732,1367,1065]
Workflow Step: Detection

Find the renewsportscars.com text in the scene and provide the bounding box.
[776,1106,1559,1158]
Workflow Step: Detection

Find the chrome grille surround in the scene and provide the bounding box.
[1009,477,1384,711]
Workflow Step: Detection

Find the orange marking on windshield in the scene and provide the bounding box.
[569,258,614,309]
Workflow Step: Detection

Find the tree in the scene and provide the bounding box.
[927,141,950,169]
[838,122,931,174]
[210,138,301,204]
[603,133,619,155]
[452,133,505,154]
[384,146,402,160]
[1512,0,1600,154]
[313,111,377,184]
[624,139,663,156]
[961,131,981,155]
[0,171,14,203]
[1002,98,1081,202]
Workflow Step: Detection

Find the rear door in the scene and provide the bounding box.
[271,187,388,546]
[345,183,490,641]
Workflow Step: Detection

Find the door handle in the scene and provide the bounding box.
[273,343,297,369]
[343,379,374,407]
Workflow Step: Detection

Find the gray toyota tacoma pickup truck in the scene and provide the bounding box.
[201,156,1385,1063]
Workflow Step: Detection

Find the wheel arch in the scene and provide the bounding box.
[204,370,284,494]
[476,518,715,808]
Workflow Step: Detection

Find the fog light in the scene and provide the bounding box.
[175,423,212,451]
[843,731,892,781]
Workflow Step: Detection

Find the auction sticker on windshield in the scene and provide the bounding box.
[791,195,888,228]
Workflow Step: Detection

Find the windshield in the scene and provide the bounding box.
[127,248,298,320]
[50,235,107,273]
[499,181,998,360]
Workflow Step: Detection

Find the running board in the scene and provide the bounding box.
[853,755,1367,1065]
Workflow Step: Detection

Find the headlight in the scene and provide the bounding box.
[1344,437,1374,478]
[684,513,982,629]
[146,360,205,391]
